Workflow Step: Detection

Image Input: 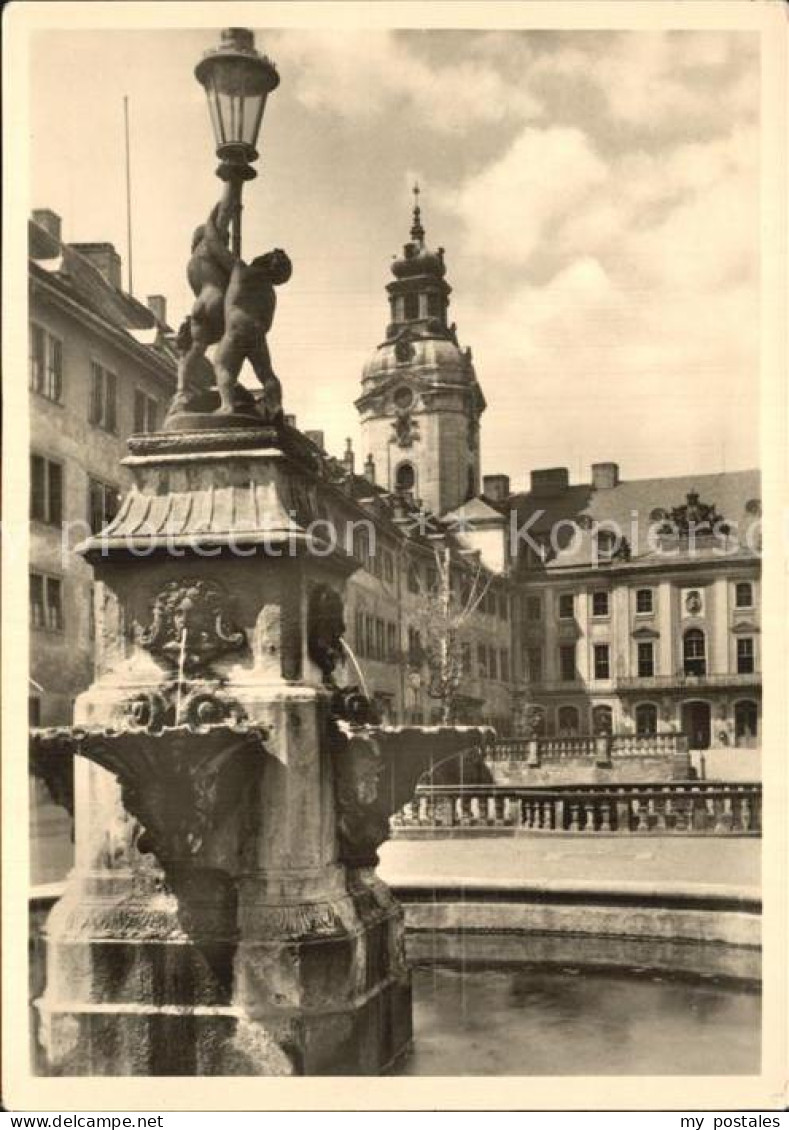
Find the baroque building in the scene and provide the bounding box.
[28,208,177,881]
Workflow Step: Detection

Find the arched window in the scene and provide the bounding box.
[395,462,415,493]
[403,293,419,321]
[557,705,580,737]
[683,628,706,676]
[592,705,613,735]
[734,700,758,747]
[635,703,658,735]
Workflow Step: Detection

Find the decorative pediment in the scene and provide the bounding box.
[657,491,730,537]
[731,619,760,634]
[632,626,660,639]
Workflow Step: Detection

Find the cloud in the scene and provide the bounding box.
[531,31,759,134]
[271,30,542,132]
[441,126,607,263]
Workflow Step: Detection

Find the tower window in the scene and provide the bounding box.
[395,462,415,493]
[403,293,419,320]
[427,292,442,318]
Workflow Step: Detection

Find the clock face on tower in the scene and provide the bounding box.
[393,386,414,410]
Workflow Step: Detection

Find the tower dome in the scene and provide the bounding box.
[355,186,487,518]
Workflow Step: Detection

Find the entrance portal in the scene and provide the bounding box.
[681,700,711,749]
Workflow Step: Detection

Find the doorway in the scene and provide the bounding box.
[681,701,711,749]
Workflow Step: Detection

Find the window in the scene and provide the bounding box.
[636,588,654,615]
[736,637,755,675]
[426,566,438,594]
[683,629,706,676]
[29,696,42,727]
[386,622,397,660]
[557,705,580,737]
[88,477,120,535]
[526,647,542,682]
[426,292,442,318]
[592,591,609,618]
[408,627,422,666]
[30,572,63,631]
[637,641,655,678]
[383,550,394,585]
[635,703,658,735]
[488,647,498,681]
[29,324,63,402]
[498,594,509,621]
[461,641,472,675]
[30,455,63,526]
[365,615,375,659]
[559,644,576,682]
[89,361,118,432]
[133,390,159,434]
[395,462,415,493]
[593,644,610,680]
[477,644,488,679]
[558,593,574,620]
[354,609,364,656]
[735,582,753,609]
[30,573,45,629]
[526,595,542,622]
[592,705,613,736]
[407,563,421,594]
[403,293,419,320]
[500,649,510,682]
[595,530,616,561]
[734,700,758,747]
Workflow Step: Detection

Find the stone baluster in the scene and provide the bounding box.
[655,791,668,832]
[569,804,580,832]
[487,795,497,825]
[470,795,481,825]
[716,795,733,833]
[599,803,611,833]
[417,794,428,824]
[705,796,716,832]
[616,791,631,833]
[583,801,596,832]
[633,797,649,832]
[541,799,554,831]
[740,796,751,832]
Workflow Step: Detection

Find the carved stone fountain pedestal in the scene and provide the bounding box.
[33,425,487,1075]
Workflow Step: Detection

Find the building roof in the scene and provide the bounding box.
[29,218,178,383]
[504,468,761,572]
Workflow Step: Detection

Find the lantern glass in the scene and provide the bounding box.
[197,42,278,164]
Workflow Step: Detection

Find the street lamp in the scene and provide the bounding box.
[195,27,279,256]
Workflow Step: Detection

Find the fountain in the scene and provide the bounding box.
[29,28,491,1077]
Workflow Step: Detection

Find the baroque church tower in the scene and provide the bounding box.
[355,188,486,517]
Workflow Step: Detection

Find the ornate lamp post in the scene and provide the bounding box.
[195,27,279,256]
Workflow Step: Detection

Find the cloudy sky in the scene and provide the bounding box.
[30,26,760,488]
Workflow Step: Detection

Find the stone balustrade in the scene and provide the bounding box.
[490,732,687,762]
[391,781,761,836]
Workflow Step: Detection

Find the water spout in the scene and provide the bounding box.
[175,627,187,724]
[340,638,371,700]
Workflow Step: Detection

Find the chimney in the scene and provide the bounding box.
[147,295,167,325]
[72,243,122,289]
[530,467,569,497]
[483,474,510,502]
[342,438,355,475]
[32,209,62,243]
[591,462,619,490]
[363,454,376,485]
[305,430,325,451]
